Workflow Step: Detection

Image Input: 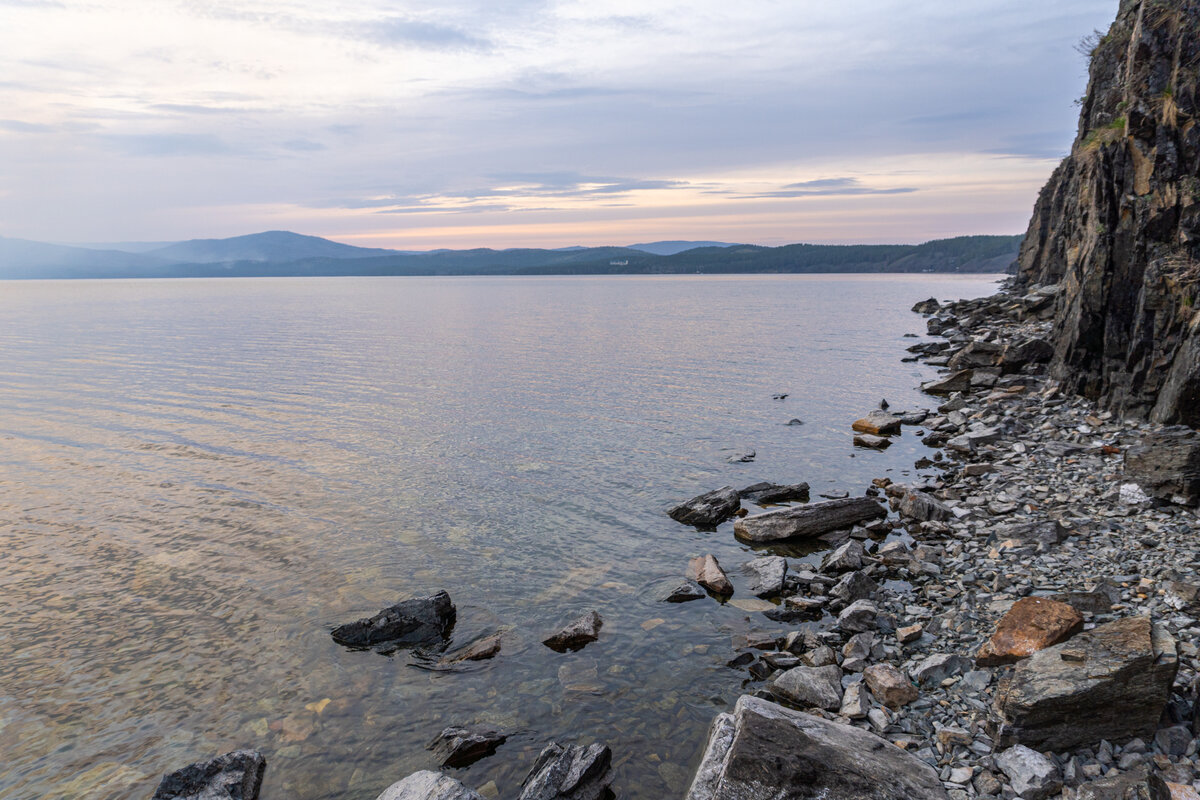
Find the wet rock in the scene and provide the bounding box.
[1124,429,1200,505]
[738,482,810,504]
[446,634,502,663]
[852,411,902,436]
[897,490,953,522]
[733,497,885,543]
[684,695,949,799]
[542,611,603,652]
[427,726,507,768]
[688,554,733,595]
[921,370,974,395]
[727,450,756,463]
[863,663,918,709]
[659,579,707,603]
[994,745,1062,800]
[668,486,742,527]
[976,596,1084,666]
[913,297,940,314]
[331,591,456,649]
[376,771,483,800]
[853,433,891,449]
[152,750,266,800]
[518,742,612,800]
[767,664,843,711]
[992,616,1178,751]
[741,556,787,597]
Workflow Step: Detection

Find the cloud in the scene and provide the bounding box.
[483,172,688,197]
[351,18,492,51]
[280,138,325,152]
[0,119,53,133]
[743,178,919,198]
[99,133,234,157]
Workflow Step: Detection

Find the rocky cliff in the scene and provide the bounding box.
[1018,0,1200,425]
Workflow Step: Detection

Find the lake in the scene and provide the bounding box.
[0,273,1000,799]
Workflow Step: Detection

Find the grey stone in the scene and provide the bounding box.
[734,497,886,543]
[518,742,612,800]
[427,726,507,768]
[376,771,484,800]
[659,579,707,603]
[830,570,877,605]
[668,486,742,527]
[897,491,953,522]
[767,665,843,710]
[821,540,864,573]
[994,745,1062,800]
[837,599,878,633]
[331,591,456,649]
[910,654,972,687]
[1124,428,1200,505]
[684,695,949,799]
[152,750,266,800]
[1073,767,1170,800]
[741,556,788,597]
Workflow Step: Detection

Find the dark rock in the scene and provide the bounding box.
[659,579,707,603]
[427,726,507,768]
[910,653,972,686]
[741,556,787,597]
[947,340,1004,371]
[821,540,863,573]
[1048,590,1112,615]
[921,370,974,395]
[992,616,1178,751]
[668,486,742,527]
[738,482,810,504]
[684,695,949,799]
[542,611,603,652]
[152,750,266,800]
[994,745,1062,800]
[733,497,885,543]
[1000,338,1055,372]
[897,491,953,522]
[376,771,484,800]
[912,297,940,314]
[519,742,612,800]
[853,433,891,449]
[830,570,877,605]
[1125,428,1200,505]
[1074,767,1170,800]
[331,591,456,649]
[444,634,503,664]
[727,450,756,463]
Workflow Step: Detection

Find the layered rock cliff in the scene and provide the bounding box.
[1018,0,1200,425]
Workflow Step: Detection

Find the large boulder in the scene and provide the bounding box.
[733,497,885,543]
[376,771,483,800]
[992,616,1178,751]
[331,591,455,649]
[684,695,950,799]
[1124,428,1200,505]
[976,597,1084,666]
[152,750,266,800]
[518,742,612,800]
[668,487,742,527]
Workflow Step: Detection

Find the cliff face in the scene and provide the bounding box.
[1018,0,1200,426]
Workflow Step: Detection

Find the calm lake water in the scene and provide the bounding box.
[0,274,1000,800]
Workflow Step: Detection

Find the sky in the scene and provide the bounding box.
[0,0,1118,249]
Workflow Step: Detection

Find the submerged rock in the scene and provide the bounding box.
[518,742,612,800]
[152,750,266,800]
[376,771,483,800]
[992,616,1178,751]
[668,486,741,527]
[659,578,707,603]
[733,497,885,543]
[331,591,456,649]
[684,695,949,799]
[445,634,502,663]
[542,611,603,652]
[427,725,507,768]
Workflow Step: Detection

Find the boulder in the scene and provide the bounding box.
[684,695,949,799]
[992,616,1178,751]
[1124,428,1200,505]
[910,654,972,686]
[1074,767,1171,800]
[152,750,266,800]
[912,297,940,314]
[821,540,864,573]
[1000,338,1055,372]
[427,725,507,768]
[852,411,902,435]
[897,491,953,522]
[733,497,886,543]
[377,771,484,800]
[767,664,844,710]
[331,591,456,649]
[863,664,918,709]
[668,486,742,527]
[542,611,603,652]
[837,599,878,633]
[976,596,1083,666]
[921,370,974,395]
[659,579,707,603]
[994,745,1062,800]
[738,482,810,504]
[688,554,734,595]
[741,556,787,597]
[830,571,877,605]
[853,433,891,449]
[518,742,612,800]
[947,340,1005,371]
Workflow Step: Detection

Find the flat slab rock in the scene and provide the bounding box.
[992,616,1178,751]
[668,486,741,527]
[152,750,266,800]
[376,771,483,800]
[542,610,603,652]
[851,411,902,436]
[427,725,507,768]
[733,497,885,543]
[739,482,810,504]
[331,591,456,649]
[684,695,949,799]
[519,742,612,800]
[976,596,1083,666]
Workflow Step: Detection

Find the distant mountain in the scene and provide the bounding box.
[0,231,1022,279]
[67,240,180,254]
[626,240,743,255]
[147,230,400,264]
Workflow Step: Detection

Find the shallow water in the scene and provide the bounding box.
[0,273,999,799]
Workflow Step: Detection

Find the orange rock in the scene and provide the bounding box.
[852,412,901,435]
[976,597,1083,666]
[1169,783,1200,800]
